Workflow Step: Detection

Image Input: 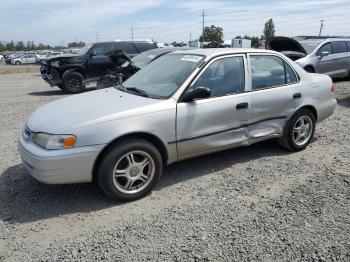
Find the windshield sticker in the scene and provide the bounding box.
[180,55,202,62]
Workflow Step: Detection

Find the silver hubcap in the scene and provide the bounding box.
[112,150,155,194]
[293,115,313,146]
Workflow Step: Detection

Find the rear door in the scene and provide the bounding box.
[247,54,300,139]
[176,54,251,158]
[329,41,349,77]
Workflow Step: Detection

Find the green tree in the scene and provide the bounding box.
[263,18,275,40]
[15,41,25,51]
[199,25,224,44]
[243,35,260,48]
[67,41,85,48]
[0,42,5,52]
[6,40,15,51]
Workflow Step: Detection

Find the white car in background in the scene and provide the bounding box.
[11,54,38,65]
[0,55,4,62]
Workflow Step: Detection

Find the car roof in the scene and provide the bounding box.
[173,48,276,59]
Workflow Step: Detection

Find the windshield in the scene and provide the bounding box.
[77,43,93,55]
[300,41,323,54]
[123,54,204,98]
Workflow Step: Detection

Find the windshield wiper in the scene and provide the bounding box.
[125,87,149,97]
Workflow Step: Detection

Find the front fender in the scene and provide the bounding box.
[62,67,86,79]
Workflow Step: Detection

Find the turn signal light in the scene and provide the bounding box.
[63,136,76,148]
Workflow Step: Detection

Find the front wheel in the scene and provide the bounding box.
[97,138,163,201]
[15,61,21,65]
[278,109,315,151]
[62,72,86,93]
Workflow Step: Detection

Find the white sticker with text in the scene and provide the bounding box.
[180,55,202,62]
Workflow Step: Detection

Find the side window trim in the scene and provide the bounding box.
[247,53,300,92]
[187,54,248,99]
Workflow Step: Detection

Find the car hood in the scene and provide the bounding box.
[26,88,163,134]
[266,36,308,55]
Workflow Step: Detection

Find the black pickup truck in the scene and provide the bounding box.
[40,41,157,93]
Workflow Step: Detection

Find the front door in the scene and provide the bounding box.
[247,54,300,139]
[87,42,115,78]
[176,55,250,158]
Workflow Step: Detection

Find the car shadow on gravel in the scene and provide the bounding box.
[0,140,307,224]
[337,96,350,108]
[28,89,93,96]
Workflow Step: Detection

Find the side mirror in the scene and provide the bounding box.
[181,86,211,102]
[90,50,96,57]
[320,51,330,57]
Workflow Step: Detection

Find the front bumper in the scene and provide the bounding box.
[18,128,105,184]
[40,65,62,86]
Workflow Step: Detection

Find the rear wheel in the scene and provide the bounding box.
[278,109,315,151]
[304,66,314,73]
[62,72,86,93]
[97,138,163,201]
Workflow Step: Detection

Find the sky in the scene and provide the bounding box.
[1,0,349,45]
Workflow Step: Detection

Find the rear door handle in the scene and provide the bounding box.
[236,102,249,109]
[293,93,302,99]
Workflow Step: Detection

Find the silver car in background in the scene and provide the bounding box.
[267,37,350,78]
[18,49,336,201]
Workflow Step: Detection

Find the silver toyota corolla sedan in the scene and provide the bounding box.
[19,48,336,201]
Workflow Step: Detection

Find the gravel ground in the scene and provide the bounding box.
[0,66,349,261]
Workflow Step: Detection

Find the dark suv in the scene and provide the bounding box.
[40,41,158,93]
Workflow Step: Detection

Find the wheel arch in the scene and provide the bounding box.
[62,67,86,79]
[303,65,315,72]
[92,132,168,182]
[289,105,318,123]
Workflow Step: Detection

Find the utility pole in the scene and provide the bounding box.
[201,10,205,48]
[319,20,325,36]
[96,32,99,42]
[189,33,192,43]
[131,26,134,40]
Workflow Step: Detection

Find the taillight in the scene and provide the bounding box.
[331,83,336,93]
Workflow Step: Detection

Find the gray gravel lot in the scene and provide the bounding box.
[0,66,349,261]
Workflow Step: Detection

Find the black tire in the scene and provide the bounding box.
[62,72,86,93]
[278,109,315,151]
[97,138,163,201]
[304,66,314,73]
[15,61,21,65]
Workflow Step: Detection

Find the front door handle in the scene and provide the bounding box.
[293,93,302,99]
[236,102,249,110]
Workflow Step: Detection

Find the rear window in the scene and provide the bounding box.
[134,42,157,52]
[115,42,138,54]
[332,41,347,54]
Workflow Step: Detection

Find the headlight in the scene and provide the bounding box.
[32,133,76,150]
[50,60,60,67]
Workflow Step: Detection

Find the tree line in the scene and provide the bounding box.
[0,41,86,52]
[198,18,275,47]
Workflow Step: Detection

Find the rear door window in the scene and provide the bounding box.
[332,41,347,54]
[250,55,298,90]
